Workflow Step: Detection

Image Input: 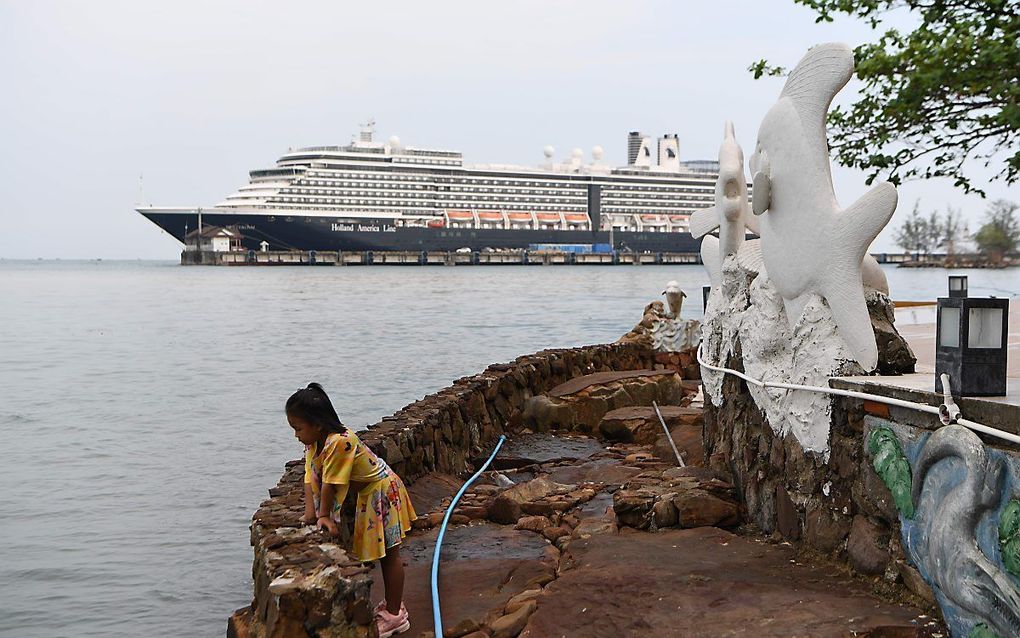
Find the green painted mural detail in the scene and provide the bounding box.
[998,499,1020,578]
[867,426,915,519]
[968,622,1001,638]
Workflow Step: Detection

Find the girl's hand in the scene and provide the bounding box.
[317,515,340,536]
[299,512,317,526]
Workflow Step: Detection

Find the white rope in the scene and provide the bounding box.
[696,344,1020,446]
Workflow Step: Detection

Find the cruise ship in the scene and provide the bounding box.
[137,121,726,254]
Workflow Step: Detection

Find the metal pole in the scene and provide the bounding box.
[653,401,684,467]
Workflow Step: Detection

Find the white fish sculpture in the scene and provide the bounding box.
[689,121,760,290]
[748,43,897,370]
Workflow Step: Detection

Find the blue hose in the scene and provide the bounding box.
[430,434,506,637]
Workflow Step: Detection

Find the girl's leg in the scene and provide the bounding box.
[379,545,405,615]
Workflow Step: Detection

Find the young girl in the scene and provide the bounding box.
[286,383,416,638]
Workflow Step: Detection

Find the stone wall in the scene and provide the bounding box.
[703,370,912,576]
[357,343,656,482]
[703,354,1020,638]
[230,342,656,638]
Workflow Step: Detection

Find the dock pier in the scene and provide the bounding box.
[180,249,705,266]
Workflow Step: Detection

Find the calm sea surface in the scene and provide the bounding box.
[1,260,1018,637]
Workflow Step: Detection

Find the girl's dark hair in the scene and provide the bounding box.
[285,383,347,433]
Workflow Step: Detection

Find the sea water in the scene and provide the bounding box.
[0,260,1017,637]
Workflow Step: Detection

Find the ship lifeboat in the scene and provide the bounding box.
[508,212,533,228]
[477,211,503,222]
[427,219,446,228]
[565,213,589,226]
[669,215,689,224]
[640,215,668,226]
[536,213,561,224]
[446,210,473,221]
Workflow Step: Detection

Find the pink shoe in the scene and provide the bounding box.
[375,606,410,638]
[374,600,407,616]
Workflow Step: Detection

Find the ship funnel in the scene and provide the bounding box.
[627,131,642,165]
[633,135,653,167]
[658,134,679,172]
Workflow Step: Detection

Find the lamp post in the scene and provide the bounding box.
[948,275,968,298]
[935,276,1009,397]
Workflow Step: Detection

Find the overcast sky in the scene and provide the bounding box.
[1,0,1015,259]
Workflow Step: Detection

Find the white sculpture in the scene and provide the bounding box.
[662,280,686,318]
[649,281,699,353]
[748,43,897,370]
[650,317,701,353]
[689,122,761,291]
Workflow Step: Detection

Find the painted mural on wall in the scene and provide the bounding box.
[866,417,1020,638]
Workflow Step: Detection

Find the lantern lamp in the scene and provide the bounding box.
[948,275,968,298]
[935,278,1009,397]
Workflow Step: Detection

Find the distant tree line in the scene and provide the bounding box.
[893,201,967,256]
[973,200,1020,262]
[893,199,1019,263]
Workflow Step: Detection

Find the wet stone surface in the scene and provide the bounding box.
[372,523,554,637]
[489,432,606,470]
[526,527,942,638]
[370,426,944,638]
[402,522,550,563]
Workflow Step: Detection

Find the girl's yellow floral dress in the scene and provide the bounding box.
[305,430,416,562]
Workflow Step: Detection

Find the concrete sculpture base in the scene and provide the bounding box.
[701,256,913,455]
[650,316,701,353]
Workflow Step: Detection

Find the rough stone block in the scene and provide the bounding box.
[488,477,559,525]
[652,498,679,528]
[612,490,656,529]
[674,490,740,529]
[896,560,936,606]
[505,588,543,614]
[775,485,801,541]
[848,515,891,576]
[227,607,253,638]
[490,599,538,638]
[514,515,552,533]
[653,425,705,467]
[804,503,851,553]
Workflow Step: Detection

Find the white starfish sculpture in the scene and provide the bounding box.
[689,121,760,290]
[748,42,898,371]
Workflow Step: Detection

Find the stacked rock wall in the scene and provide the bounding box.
[231,342,655,638]
[703,372,907,569]
[356,343,655,481]
[703,356,1020,637]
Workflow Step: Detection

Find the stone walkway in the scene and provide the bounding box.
[372,430,944,638]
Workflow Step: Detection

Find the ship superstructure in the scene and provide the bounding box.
[138,121,729,253]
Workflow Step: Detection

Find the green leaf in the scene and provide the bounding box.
[867,426,915,519]
[999,500,1020,578]
[754,1,1020,192]
[969,622,1002,638]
